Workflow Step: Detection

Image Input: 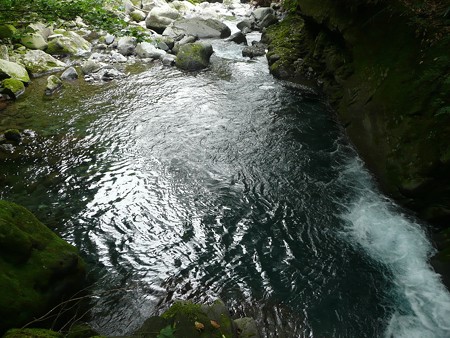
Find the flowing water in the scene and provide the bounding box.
[1,31,450,337]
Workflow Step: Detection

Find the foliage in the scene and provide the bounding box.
[157,325,176,338]
[0,0,126,33]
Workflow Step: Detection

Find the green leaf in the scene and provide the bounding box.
[157,325,176,338]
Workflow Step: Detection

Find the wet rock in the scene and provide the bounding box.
[227,31,247,45]
[61,66,79,80]
[117,36,137,56]
[242,41,266,58]
[146,5,180,33]
[234,317,260,338]
[162,53,177,66]
[0,59,30,83]
[252,7,274,21]
[10,50,66,77]
[259,13,278,29]
[176,42,213,71]
[1,79,25,99]
[163,17,231,39]
[3,129,21,142]
[45,74,62,95]
[0,200,86,332]
[237,19,254,31]
[3,328,62,338]
[136,42,166,59]
[20,33,48,50]
[46,30,91,55]
[172,35,197,54]
[81,59,103,74]
[110,51,128,63]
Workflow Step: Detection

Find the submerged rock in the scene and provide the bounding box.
[45,74,62,95]
[175,42,213,71]
[0,200,86,333]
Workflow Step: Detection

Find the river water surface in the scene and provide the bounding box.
[1,32,450,337]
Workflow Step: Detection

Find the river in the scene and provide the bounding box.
[1,27,450,338]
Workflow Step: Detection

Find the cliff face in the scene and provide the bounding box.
[263,0,450,267]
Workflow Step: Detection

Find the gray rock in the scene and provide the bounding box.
[258,13,279,29]
[45,75,62,95]
[227,31,247,45]
[175,42,213,71]
[10,50,66,77]
[110,51,128,62]
[0,45,9,61]
[163,17,231,39]
[162,54,176,66]
[145,5,180,33]
[157,41,170,51]
[237,19,254,31]
[242,42,266,58]
[20,33,48,50]
[141,0,168,11]
[135,42,166,59]
[28,22,53,40]
[172,35,197,54]
[81,59,103,74]
[117,36,137,56]
[105,34,115,45]
[46,31,91,55]
[130,9,146,22]
[252,7,274,21]
[0,59,30,83]
[234,317,260,338]
[61,67,79,80]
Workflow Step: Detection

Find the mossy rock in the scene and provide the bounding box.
[135,300,237,338]
[3,328,63,338]
[1,78,25,99]
[0,59,30,83]
[3,129,21,142]
[175,42,214,71]
[46,31,91,56]
[0,24,17,39]
[0,200,86,334]
[65,323,99,338]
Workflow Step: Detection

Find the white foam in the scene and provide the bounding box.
[339,158,450,338]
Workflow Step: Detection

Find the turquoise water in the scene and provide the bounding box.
[1,39,450,337]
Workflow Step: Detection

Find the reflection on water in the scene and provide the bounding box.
[1,37,450,337]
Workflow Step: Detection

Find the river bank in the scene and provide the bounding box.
[262,0,450,287]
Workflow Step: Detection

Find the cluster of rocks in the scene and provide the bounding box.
[0,0,283,104]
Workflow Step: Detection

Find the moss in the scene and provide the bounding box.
[175,43,213,71]
[3,129,21,142]
[0,24,17,39]
[3,328,63,338]
[1,78,25,99]
[0,200,86,334]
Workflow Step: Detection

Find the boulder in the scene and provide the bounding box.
[252,7,274,21]
[4,329,62,338]
[105,34,115,45]
[45,74,62,95]
[1,78,25,99]
[136,42,166,59]
[3,129,21,142]
[234,317,261,338]
[146,5,180,33]
[81,59,103,74]
[175,42,213,71]
[10,50,66,77]
[242,42,266,58]
[163,17,231,39]
[0,24,17,39]
[20,33,48,50]
[117,36,137,56]
[258,13,279,29]
[141,0,169,11]
[162,53,177,66]
[110,51,128,62]
[0,200,86,333]
[237,19,254,32]
[130,9,147,22]
[0,59,30,83]
[46,31,91,55]
[61,67,79,80]
[172,35,197,54]
[28,22,54,40]
[227,31,247,45]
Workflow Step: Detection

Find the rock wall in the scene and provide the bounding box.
[263,0,450,278]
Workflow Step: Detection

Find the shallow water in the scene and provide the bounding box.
[1,34,450,337]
